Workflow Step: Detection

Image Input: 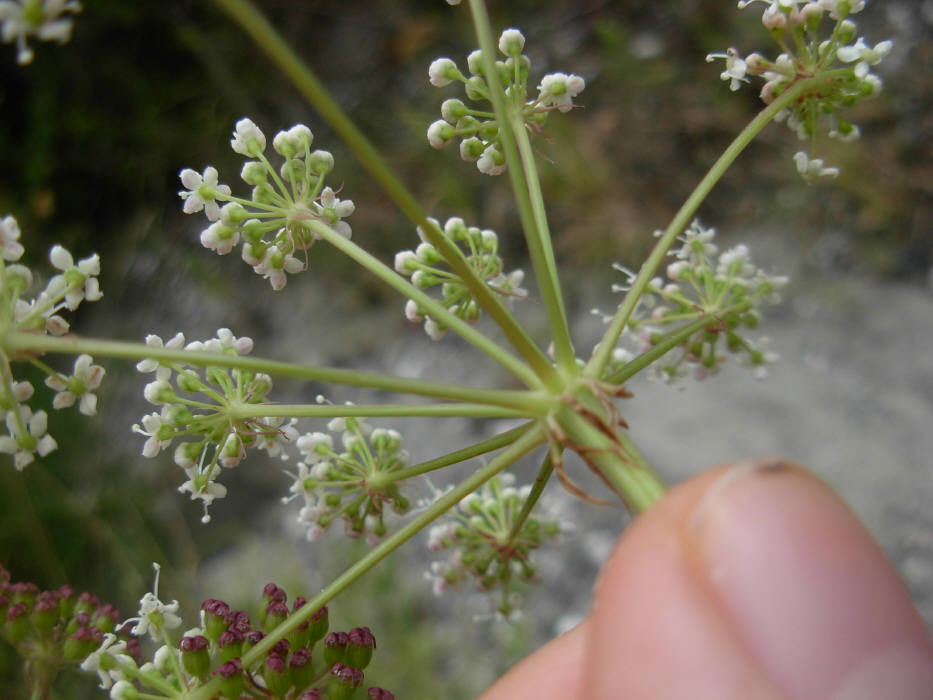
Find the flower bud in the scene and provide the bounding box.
[179,634,210,677]
[308,149,334,175]
[346,626,376,669]
[327,662,363,700]
[94,603,121,634]
[289,646,315,690]
[5,602,30,642]
[307,605,329,647]
[213,658,244,698]
[428,57,460,87]
[263,653,291,695]
[264,600,289,633]
[465,76,487,101]
[33,591,60,634]
[218,627,244,662]
[323,631,349,667]
[441,98,468,122]
[64,626,101,661]
[240,160,267,186]
[837,19,857,45]
[498,28,525,56]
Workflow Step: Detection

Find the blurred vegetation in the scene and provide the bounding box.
[0,0,929,696]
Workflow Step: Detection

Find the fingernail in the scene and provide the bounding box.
[688,459,933,700]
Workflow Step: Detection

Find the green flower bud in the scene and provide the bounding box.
[179,634,211,678]
[263,653,291,695]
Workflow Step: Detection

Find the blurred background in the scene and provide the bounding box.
[1,0,931,696]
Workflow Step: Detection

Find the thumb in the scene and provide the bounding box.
[479,459,933,699]
[584,458,933,699]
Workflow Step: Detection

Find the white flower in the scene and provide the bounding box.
[109,680,137,700]
[135,332,185,382]
[80,633,135,690]
[230,117,266,157]
[706,48,749,91]
[199,221,239,255]
[178,166,231,221]
[0,405,57,470]
[44,353,104,415]
[47,245,102,310]
[0,215,24,260]
[143,379,173,405]
[537,72,586,113]
[178,466,228,522]
[428,57,459,87]
[297,431,334,465]
[252,244,305,290]
[255,416,298,460]
[822,0,864,20]
[126,563,182,642]
[837,38,892,79]
[316,186,354,238]
[424,316,445,340]
[0,0,81,65]
[404,298,423,322]
[793,150,840,181]
[476,144,506,176]
[131,409,173,458]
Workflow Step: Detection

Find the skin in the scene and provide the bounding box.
[479,459,933,700]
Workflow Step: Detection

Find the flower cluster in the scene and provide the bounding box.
[0,0,81,65]
[426,28,585,175]
[602,220,787,383]
[179,119,354,290]
[81,571,394,700]
[0,561,139,693]
[0,215,104,469]
[132,328,294,523]
[285,409,411,545]
[395,217,526,339]
[425,473,568,620]
[707,0,891,179]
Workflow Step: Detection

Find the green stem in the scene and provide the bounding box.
[210,0,557,387]
[467,0,576,376]
[505,452,555,542]
[185,424,546,700]
[585,78,816,379]
[3,332,537,408]
[605,303,750,385]
[228,402,535,420]
[390,422,532,482]
[305,220,542,390]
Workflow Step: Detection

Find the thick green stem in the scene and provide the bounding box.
[555,403,665,513]
[210,0,557,387]
[467,0,576,375]
[305,220,542,390]
[585,78,816,379]
[229,402,534,420]
[2,332,538,408]
[184,424,546,700]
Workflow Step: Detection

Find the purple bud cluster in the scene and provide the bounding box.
[0,562,138,685]
[172,581,393,699]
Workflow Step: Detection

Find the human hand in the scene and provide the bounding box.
[479,459,933,699]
